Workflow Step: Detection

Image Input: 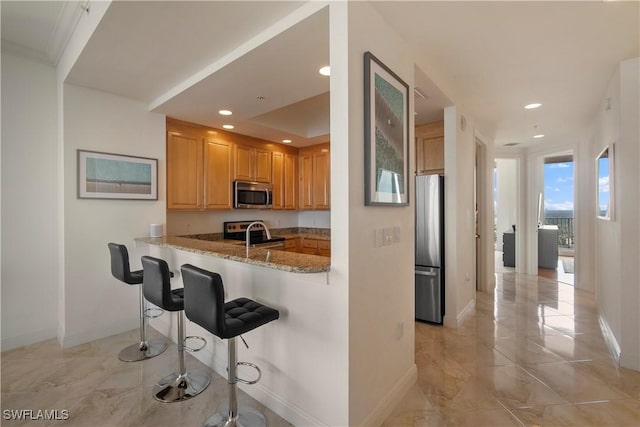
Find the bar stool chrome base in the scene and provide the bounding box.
[204,406,266,427]
[153,368,211,403]
[118,339,167,362]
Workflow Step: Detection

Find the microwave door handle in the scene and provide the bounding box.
[265,189,270,206]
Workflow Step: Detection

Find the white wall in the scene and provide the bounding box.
[592,58,639,371]
[343,3,417,424]
[616,58,639,370]
[496,159,518,251]
[1,53,60,350]
[62,84,166,347]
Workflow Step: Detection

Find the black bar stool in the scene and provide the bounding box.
[108,243,167,362]
[141,256,211,403]
[181,264,280,427]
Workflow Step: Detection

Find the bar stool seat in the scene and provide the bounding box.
[142,256,211,403]
[108,243,167,362]
[181,264,279,427]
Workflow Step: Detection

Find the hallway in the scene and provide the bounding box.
[383,271,639,426]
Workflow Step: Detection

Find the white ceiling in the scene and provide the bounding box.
[372,1,639,147]
[2,1,638,149]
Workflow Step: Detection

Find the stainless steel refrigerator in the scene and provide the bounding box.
[415,174,445,324]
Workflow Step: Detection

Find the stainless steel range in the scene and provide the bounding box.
[223,220,285,249]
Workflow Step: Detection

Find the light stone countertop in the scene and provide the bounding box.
[136,236,331,274]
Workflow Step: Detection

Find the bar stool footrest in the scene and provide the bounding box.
[236,361,261,385]
[144,307,164,319]
[184,335,207,352]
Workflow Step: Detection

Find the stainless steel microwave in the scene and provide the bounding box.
[233,181,273,209]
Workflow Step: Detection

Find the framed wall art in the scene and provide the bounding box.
[77,150,158,200]
[364,51,410,206]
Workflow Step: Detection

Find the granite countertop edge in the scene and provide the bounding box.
[135,236,330,274]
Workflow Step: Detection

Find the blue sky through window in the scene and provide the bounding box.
[544,161,574,213]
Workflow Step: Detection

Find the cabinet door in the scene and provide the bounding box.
[419,136,444,174]
[301,237,318,255]
[415,121,444,175]
[283,153,297,210]
[312,150,330,210]
[255,149,272,183]
[235,145,253,181]
[167,131,203,210]
[272,152,284,209]
[299,153,313,209]
[318,240,331,257]
[204,139,233,209]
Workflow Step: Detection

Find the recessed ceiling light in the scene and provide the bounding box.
[218,110,232,116]
[524,103,542,109]
[282,139,292,144]
[223,124,234,130]
[533,134,545,138]
[319,66,330,76]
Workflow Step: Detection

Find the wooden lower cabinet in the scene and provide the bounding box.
[284,237,299,252]
[317,240,331,257]
[299,237,330,257]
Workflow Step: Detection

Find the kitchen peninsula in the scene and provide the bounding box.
[136,234,330,273]
[135,229,338,426]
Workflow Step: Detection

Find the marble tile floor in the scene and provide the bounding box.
[383,272,640,427]
[1,328,293,427]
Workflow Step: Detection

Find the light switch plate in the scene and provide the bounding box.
[375,229,384,247]
[393,226,401,243]
[383,227,393,245]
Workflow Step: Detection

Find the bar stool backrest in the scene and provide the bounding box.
[108,243,141,285]
[141,256,181,311]
[181,264,227,339]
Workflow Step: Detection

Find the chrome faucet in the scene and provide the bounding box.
[245,221,271,257]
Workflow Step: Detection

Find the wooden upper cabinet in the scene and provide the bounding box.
[283,153,297,209]
[235,145,272,183]
[255,149,272,182]
[299,152,314,209]
[204,138,233,209]
[167,130,203,210]
[273,152,297,210]
[312,149,330,209]
[415,120,444,175]
[299,143,330,210]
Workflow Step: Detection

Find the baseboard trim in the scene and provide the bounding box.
[358,364,418,427]
[598,315,622,363]
[150,315,325,427]
[60,318,138,348]
[457,298,476,326]
[1,327,58,352]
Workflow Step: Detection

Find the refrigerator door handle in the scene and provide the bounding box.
[415,270,437,277]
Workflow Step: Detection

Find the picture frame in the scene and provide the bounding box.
[77,150,158,200]
[364,51,410,206]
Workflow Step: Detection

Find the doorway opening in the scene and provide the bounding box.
[494,158,518,274]
[540,153,575,285]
